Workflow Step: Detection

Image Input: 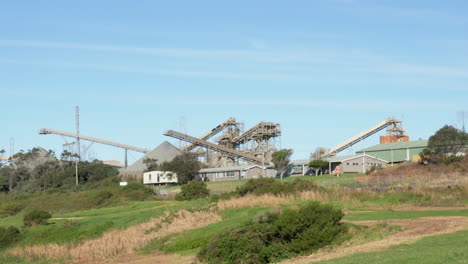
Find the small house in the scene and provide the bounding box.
[143,171,177,185]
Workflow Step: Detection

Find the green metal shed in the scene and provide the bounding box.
[356,140,428,163]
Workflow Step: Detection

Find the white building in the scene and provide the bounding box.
[197,165,277,182]
[143,171,178,185]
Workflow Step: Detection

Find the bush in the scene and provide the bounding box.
[175,181,210,201]
[236,178,320,197]
[0,226,20,249]
[23,209,52,227]
[92,190,114,206]
[198,202,346,264]
[1,202,23,216]
[121,183,154,201]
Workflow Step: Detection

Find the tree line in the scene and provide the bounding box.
[0,148,119,193]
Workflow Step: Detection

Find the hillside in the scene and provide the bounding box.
[0,173,467,264]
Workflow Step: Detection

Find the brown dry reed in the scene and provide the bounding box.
[8,210,221,262]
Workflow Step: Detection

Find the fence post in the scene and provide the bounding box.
[377,174,380,190]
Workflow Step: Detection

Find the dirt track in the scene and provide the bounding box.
[280,216,468,264]
[82,251,196,264]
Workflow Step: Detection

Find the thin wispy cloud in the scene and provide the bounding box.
[353,64,468,78]
[0,59,304,81]
[0,39,334,64]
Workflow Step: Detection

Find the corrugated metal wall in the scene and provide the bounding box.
[357,147,425,163]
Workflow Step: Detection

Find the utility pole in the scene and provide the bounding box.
[9,137,14,163]
[458,111,466,133]
[75,106,80,186]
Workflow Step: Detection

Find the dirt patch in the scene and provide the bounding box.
[280,216,468,264]
[82,251,196,264]
[392,205,468,211]
[50,217,86,221]
[343,210,374,214]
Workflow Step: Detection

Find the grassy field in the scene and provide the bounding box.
[1,176,467,264]
[316,230,468,264]
[152,173,361,195]
[344,209,468,221]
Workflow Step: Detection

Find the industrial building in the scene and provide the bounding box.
[326,154,388,173]
[289,154,388,176]
[289,160,312,176]
[197,165,277,182]
[356,140,428,164]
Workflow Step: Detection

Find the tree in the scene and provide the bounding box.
[422,125,468,163]
[60,150,78,162]
[159,153,201,184]
[272,149,293,180]
[0,149,5,168]
[143,158,159,172]
[309,160,328,176]
[310,147,328,160]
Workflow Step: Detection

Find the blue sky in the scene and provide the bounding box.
[1,0,467,163]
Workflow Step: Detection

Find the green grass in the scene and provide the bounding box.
[315,230,468,264]
[344,209,468,221]
[151,174,361,196]
[140,206,272,255]
[283,173,360,187]
[0,199,211,248]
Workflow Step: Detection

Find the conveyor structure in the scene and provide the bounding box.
[39,128,150,167]
[320,118,404,159]
[164,130,263,164]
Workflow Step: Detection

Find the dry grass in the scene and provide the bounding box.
[362,157,468,187]
[215,187,369,211]
[216,194,291,210]
[8,210,221,263]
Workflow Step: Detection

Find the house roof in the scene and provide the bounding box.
[341,154,388,163]
[357,140,428,152]
[198,165,265,173]
[322,154,388,163]
[324,155,356,163]
[290,159,310,165]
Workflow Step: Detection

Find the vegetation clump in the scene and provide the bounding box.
[120,183,154,201]
[175,181,210,201]
[0,202,23,216]
[421,125,467,164]
[236,178,320,197]
[198,201,347,264]
[0,226,20,249]
[23,209,52,227]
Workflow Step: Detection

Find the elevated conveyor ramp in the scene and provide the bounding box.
[165,130,263,164]
[181,118,238,152]
[320,118,403,159]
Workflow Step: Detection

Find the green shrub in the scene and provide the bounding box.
[198,202,347,264]
[121,183,154,201]
[236,178,320,197]
[0,226,20,249]
[1,202,24,216]
[23,209,52,227]
[175,181,210,201]
[92,189,114,206]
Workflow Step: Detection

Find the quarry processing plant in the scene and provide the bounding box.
[164,118,281,167]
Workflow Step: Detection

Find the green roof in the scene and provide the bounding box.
[357,140,428,152]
